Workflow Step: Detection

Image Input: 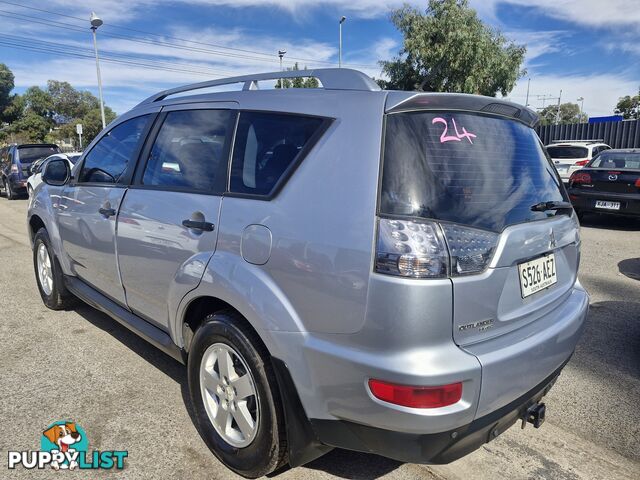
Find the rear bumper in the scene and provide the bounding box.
[310,359,565,464]
[569,189,640,217]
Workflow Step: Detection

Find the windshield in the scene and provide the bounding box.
[381,112,567,232]
[589,152,640,170]
[18,146,60,164]
[546,146,588,159]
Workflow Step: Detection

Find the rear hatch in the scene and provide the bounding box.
[379,106,580,346]
[546,145,589,178]
[17,145,60,178]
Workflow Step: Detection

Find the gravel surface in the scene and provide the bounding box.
[0,197,638,479]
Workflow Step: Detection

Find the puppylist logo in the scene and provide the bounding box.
[7,421,128,471]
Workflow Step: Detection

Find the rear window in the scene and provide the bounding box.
[546,146,588,159]
[17,145,60,163]
[381,112,567,232]
[590,152,640,170]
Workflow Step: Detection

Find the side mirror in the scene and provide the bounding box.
[42,158,70,186]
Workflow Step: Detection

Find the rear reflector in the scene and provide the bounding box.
[368,379,463,409]
[574,159,589,166]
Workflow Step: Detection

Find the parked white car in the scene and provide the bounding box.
[27,152,82,197]
[545,140,610,182]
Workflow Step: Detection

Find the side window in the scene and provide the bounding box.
[142,109,232,193]
[79,115,150,184]
[230,112,326,196]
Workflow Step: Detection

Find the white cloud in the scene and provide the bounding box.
[471,0,640,29]
[503,73,638,117]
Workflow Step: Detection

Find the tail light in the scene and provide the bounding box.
[574,159,589,166]
[10,164,18,174]
[635,178,640,188]
[375,218,498,278]
[569,171,591,185]
[368,379,463,409]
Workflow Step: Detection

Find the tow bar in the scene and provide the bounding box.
[521,402,546,429]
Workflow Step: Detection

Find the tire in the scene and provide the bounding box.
[187,311,287,478]
[33,228,77,310]
[0,177,5,197]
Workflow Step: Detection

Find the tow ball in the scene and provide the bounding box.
[521,402,546,429]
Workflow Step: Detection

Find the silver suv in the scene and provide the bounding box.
[28,69,588,478]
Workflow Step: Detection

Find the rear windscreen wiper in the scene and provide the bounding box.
[530,201,573,212]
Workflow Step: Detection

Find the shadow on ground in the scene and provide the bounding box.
[618,258,640,281]
[580,213,640,231]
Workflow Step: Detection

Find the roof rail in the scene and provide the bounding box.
[549,139,605,144]
[137,68,380,106]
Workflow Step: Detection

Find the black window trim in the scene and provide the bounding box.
[72,113,158,188]
[130,108,237,196]
[225,109,334,201]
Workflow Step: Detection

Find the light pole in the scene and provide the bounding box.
[277,50,286,88]
[339,16,346,68]
[90,12,106,130]
[525,77,531,107]
[577,96,585,122]
[555,89,562,125]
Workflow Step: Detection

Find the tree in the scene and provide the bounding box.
[55,106,116,148]
[379,0,526,96]
[23,86,55,120]
[5,112,50,142]
[47,80,100,123]
[538,102,587,125]
[275,63,320,89]
[614,89,640,119]
[0,63,15,122]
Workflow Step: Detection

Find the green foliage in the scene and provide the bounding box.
[0,64,116,148]
[379,0,526,96]
[538,102,588,126]
[614,89,640,119]
[275,63,320,89]
[0,63,15,121]
[5,112,51,142]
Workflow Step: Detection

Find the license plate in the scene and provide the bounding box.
[595,200,620,210]
[518,254,557,299]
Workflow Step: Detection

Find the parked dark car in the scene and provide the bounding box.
[568,149,640,219]
[0,143,61,199]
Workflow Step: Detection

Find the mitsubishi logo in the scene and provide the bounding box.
[549,230,557,249]
[608,174,618,181]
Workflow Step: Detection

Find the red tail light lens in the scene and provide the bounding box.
[635,178,640,188]
[368,379,463,409]
[574,159,589,166]
[569,172,592,185]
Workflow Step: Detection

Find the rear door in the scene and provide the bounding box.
[116,104,235,330]
[381,111,579,346]
[57,114,154,305]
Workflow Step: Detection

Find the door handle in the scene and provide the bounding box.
[182,219,215,232]
[99,207,116,217]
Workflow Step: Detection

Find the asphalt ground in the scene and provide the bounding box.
[0,195,638,479]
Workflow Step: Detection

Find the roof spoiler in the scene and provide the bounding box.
[385,92,539,128]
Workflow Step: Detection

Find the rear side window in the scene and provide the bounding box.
[80,115,150,184]
[381,112,567,232]
[546,146,588,159]
[230,112,325,196]
[142,109,232,193]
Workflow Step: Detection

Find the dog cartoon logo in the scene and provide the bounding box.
[41,421,88,470]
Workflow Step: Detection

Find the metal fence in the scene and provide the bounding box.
[536,119,640,149]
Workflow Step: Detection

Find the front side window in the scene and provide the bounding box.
[79,115,150,184]
[142,109,232,193]
[229,112,325,196]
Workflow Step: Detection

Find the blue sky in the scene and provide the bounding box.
[0,0,638,117]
